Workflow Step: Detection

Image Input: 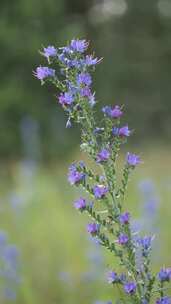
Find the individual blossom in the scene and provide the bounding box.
[117,233,129,245]
[157,267,171,282]
[102,105,123,119]
[110,105,123,118]
[138,236,153,257]
[126,152,141,167]
[93,185,108,199]
[119,212,130,225]
[96,149,110,163]
[85,55,102,66]
[107,271,119,284]
[87,223,99,236]
[156,297,171,304]
[124,282,136,295]
[70,39,89,53]
[33,66,55,80]
[112,127,119,136]
[74,197,86,211]
[58,92,74,107]
[42,46,57,59]
[118,125,131,137]
[77,72,92,86]
[80,86,91,98]
[68,164,85,185]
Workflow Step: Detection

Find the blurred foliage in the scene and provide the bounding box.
[0,0,171,159]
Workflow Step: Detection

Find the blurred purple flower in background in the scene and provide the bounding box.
[0,230,21,300]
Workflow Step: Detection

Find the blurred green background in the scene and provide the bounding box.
[0,0,171,303]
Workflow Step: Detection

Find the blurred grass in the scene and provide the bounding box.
[0,146,171,303]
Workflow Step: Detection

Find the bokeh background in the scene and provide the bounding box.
[0,0,171,303]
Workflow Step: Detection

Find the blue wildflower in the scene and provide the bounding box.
[124,281,136,295]
[112,127,119,136]
[85,55,102,66]
[138,236,153,256]
[107,271,119,284]
[70,39,89,53]
[74,197,86,210]
[58,92,74,107]
[156,297,171,304]
[158,268,171,282]
[33,66,55,80]
[118,125,131,137]
[93,185,108,199]
[119,212,130,225]
[102,105,123,118]
[96,149,110,163]
[3,287,16,300]
[43,46,57,59]
[117,233,129,245]
[87,223,99,236]
[126,152,141,167]
[77,72,92,86]
[80,86,91,98]
[68,164,85,185]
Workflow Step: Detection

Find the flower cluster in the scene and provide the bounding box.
[35,38,170,304]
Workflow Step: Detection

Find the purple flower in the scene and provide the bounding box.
[85,55,102,66]
[68,164,85,185]
[96,149,110,163]
[156,297,171,304]
[102,105,123,119]
[126,152,141,167]
[93,185,108,199]
[70,39,89,53]
[80,86,91,97]
[77,72,92,86]
[4,288,16,300]
[107,271,118,284]
[87,223,99,236]
[58,92,74,106]
[158,268,171,282]
[138,236,152,256]
[119,212,130,225]
[112,127,119,136]
[110,105,123,118]
[74,197,86,210]
[118,125,131,137]
[33,66,55,80]
[124,282,136,295]
[43,46,57,59]
[117,233,129,245]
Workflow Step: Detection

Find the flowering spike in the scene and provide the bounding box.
[35,38,168,304]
